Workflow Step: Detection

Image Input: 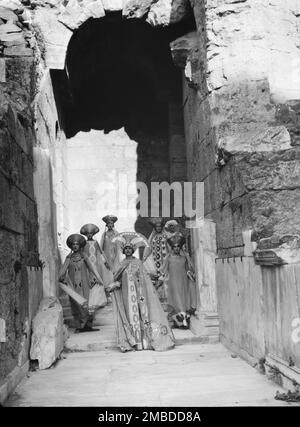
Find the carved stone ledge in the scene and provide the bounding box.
[254,249,286,266]
[254,235,300,265]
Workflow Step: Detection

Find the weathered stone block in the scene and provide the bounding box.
[147,0,191,26]
[123,0,153,19]
[0,58,5,82]
[4,46,33,56]
[33,9,73,69]
[170,31,198,69]
[0,6,19,22]
[58,0,105,30]
[0,33,26,46]
[101,0,123,11]
[30,297,65,370]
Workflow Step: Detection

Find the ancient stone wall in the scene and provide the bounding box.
[0,6,40,384]
[173,0,300,261]
[0,2,68,386]
[170,0,300,371]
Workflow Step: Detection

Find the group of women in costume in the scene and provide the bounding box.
[59,216,196,353]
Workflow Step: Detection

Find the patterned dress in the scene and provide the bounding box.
[61,253,91,328]
[83,240,108,311]
[100,230,121,273]
[110,257,175,352]
[149,231,168,303]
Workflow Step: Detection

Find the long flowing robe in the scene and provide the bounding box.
[110,257,175,352]
[82,240,109,310]
[59,253,98,327]
[100,229,121,273]
[143,230,168,303]
[161,253,196,315]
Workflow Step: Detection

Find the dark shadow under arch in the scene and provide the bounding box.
[51,12,196,236]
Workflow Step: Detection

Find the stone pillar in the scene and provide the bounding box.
[33,72,63,297]
[192,219,217,313]
[33,147,58,297]
[190,219,219,339]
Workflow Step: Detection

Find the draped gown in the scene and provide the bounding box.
[59,253,92,328]
[110,257,175,352]
[100,230,121,274]
[161,253,196,316]
[82,240,109,310]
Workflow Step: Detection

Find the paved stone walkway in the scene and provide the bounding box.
[5,305,298,407]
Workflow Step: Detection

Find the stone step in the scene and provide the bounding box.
[64,303,219,353]
[64,326,219,353]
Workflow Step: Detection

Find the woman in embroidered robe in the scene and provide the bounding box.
[143,218,168,304]
[80,223,111,310]
[160,235,196,329]
[106,232,175,353]
[59,234,104,332]
[100,215,121,273]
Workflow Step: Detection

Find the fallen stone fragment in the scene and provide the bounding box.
[30,297,65,370]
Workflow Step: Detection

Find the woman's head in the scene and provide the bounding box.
[107,220,115,230]
[154,223,162,233]
[80,224,99,240]
[149,218,164,233]
[172,243,181,254]
[165,220,179,234]
[102,215,118,231]
[66,234,86,251]
[123,244,134,257]
[71,241,80,252]
[167,235,185,253]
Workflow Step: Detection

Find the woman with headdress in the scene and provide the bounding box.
[160,235,196,329]
[80,223,111,310]
[59,234,104,332]
[106,232,175,353]
[100,215,121,273]
[143,218,168,304]
[164,220,184,252]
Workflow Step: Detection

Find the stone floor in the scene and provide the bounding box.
[5,305,298,407]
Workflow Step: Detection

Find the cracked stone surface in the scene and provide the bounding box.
[5,306,297,407]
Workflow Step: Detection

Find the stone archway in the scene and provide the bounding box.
[31,0,193,69]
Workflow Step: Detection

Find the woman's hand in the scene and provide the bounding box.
[106,281,121,293]
[187,270,196,281]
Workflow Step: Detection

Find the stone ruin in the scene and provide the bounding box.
[0,0,300,400]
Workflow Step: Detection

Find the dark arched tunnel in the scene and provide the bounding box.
[51,12,196,236]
